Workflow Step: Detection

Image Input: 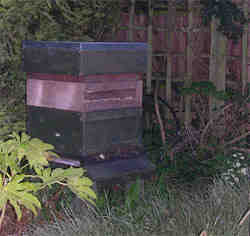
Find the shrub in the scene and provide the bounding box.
[146,81,250,183]
[0,0,120,95]
[0,132,96,231]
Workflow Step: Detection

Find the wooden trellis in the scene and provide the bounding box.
[123,0,200,124]
[118,0,249,125]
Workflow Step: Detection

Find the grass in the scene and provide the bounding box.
[24,177,250,236]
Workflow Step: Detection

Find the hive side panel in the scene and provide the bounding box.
[23,47,80,75]
[83,78,142,112]
[27,106,83,157]
[85,108,142,155]
[80,51,147,75]
[26,79,84,112]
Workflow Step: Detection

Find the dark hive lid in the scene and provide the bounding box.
[23,40,148,76]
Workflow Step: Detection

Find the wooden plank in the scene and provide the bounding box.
[126,51,248,59]
[128,0,135,41]
[165,0,176,119]
[119,25,209,33]
[242,0,248,96]
[209,18,219,118]
[146,0,153,94]
[184,0,194,125]
[152,74,187,81]
[153,52,185,56]
[216,32,226,101]
[209,17,227,118]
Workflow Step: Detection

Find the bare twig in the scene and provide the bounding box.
[154,78,166,151]
[200,103,234,148]
[239,209,250,226]
[230,147,250,154]
[193,94,207,128]
[224,131,250,147]
[199,230,207,236]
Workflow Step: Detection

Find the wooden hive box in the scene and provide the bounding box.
[23,41,147,158]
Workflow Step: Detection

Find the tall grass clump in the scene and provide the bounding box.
[25,177,250,236]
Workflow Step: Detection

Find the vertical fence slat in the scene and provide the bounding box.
[216,24,226,99]
[146,0,153,94]
[165,1,176,119]
[184,0,194,125]
[242,0,248,96]
[209,18,227,118]
[209,18,217,118]
[128,0,135,42]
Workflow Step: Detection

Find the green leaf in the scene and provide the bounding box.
[1,176,42,219]
[38,166,96,205]
[9,199,22,221]
[11,174,25,184]
[0,177,8,209]
[180,87,197,95]
[39,168,55,187]
[0,132,56,169]
[0,0,11,7]
[16,134,55,168]
[213,90,231,101]
[46,0,52,8]
[39,167,86,187]
[67,176,96,205]
[53,167,85,178]
[34,166,42,176]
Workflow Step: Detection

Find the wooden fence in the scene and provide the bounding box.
[110,0,250,125]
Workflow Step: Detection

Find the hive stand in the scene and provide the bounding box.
[84,153,154,194]
[48,152,155,195]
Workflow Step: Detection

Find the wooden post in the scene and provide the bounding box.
[165,0,176,120]
[216,28,226,102]
[209,18,227,118]
[146,0,153,94]
[209,18,217,118]
[128,0,135,42]
[184,0,194,125]
[242,0,248,96]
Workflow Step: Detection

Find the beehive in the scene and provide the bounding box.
[23,40,147,157]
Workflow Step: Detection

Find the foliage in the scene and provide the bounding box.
[125,178,142,210]
[179,83,249,180]
[0,95,26,139]
[144,81,249,183]
[200,0,248,42]
[155,150,250,187]
[0,0,120,94]
[180,81,233,101]
[0,132,96,230]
